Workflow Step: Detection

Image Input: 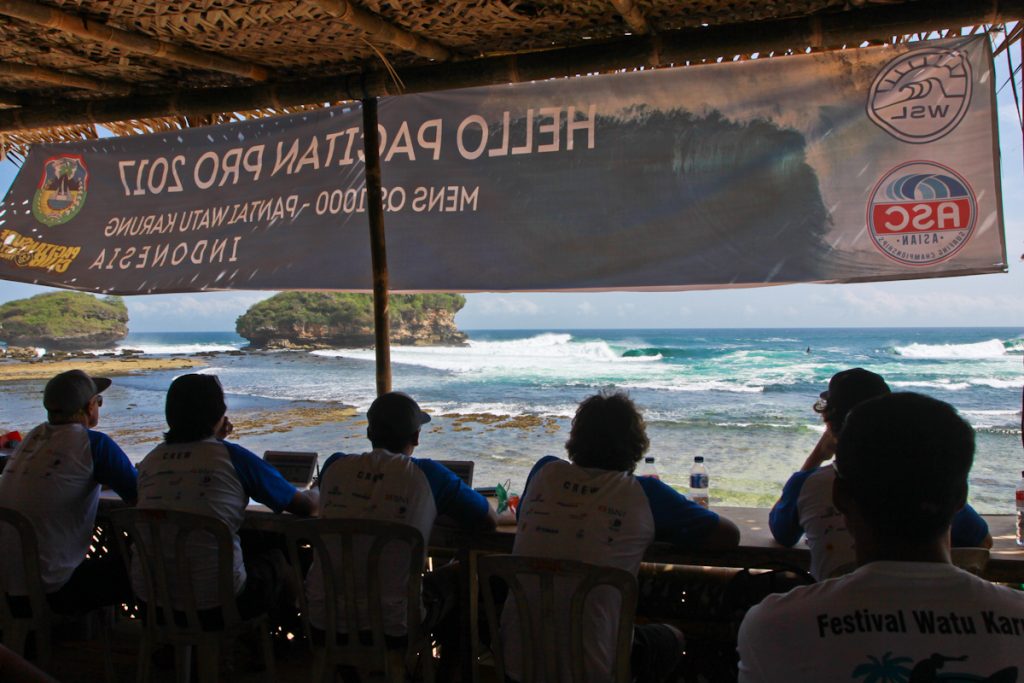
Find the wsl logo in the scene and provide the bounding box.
[867,161,976,267]
[867,48,972,144]
[32,155,89,227]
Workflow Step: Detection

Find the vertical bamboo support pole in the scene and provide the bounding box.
[362,97,392,395]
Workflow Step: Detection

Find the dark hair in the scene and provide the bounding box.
[565,391,649,473]
[835,392,974,542]
[164,374,227,444]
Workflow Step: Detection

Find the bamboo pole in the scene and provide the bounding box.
[0,0,269,81]
[313,0,451,62]
[361,97,392,396]
[609,0,650,35]
[0,0,1021,132]
[0,60,129,94]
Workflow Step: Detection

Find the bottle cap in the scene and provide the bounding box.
[644,456,655,463]
[694,456,704,463]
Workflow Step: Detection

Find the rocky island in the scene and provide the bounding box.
[0,291,129,350]
[236,292,468,349]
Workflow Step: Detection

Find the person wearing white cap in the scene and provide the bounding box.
[0,369,137,614]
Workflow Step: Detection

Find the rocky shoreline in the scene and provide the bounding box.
[0,355,208,381]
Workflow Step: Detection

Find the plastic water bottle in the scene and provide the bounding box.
[638,456,660,479]
[689,456,709,509]
[1016,470,1024,547]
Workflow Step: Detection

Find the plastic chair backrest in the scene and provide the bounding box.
[0,507,50,655]
[286,518,427,674]
[478,554,638,683]
[108,508,242,633]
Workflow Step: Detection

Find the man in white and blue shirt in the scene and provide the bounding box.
[769,368,990,580]
[740,393,1024,682]
[133,374,316,622]
[0,369,137,614]
[308,391,495,671]
[505,391,740,683]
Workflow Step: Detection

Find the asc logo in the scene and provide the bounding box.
[867,47,972,144]
[32,155,89,226]
[867,161,976,267]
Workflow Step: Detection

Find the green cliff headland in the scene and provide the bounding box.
[0,292,129,350]
[236,292,467,348]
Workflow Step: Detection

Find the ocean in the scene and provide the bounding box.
[2,327,1021,513]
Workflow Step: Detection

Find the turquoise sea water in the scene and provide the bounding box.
[2,327,1021,512]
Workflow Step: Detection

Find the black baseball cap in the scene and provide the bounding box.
[818,368,890,425]
[367,392,431,442]
[44,369,111,419]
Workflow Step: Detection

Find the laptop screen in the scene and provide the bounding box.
[263,451,318,489]
[436,460,474,487]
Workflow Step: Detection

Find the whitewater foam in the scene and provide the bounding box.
[894,339,1007,360]
[113,342,245,355]
[311,333,665,381]
[890,380,971,391]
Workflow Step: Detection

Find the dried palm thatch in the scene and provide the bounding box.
[0,0,1021,161]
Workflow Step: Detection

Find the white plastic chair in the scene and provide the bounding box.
[109,508,275,683]
[1,506,123,682]
[0,506,53,667]
[286,518,435,683]
[478,554,638,683]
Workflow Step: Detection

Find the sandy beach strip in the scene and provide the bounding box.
[0,357,206,382]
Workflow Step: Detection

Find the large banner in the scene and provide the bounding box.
[0,36,1007,294]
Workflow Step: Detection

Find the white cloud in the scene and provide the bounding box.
[473,297,541,316]
[127,291,275,320]
[578,301,596,316]
[838,287,1024,320]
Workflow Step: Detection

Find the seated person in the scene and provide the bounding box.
[504,391,740,683]
[307,392,495,664]
[131,374,316,623]
[769,368,990,580]
[739,392,1024,681]
[0,369,137,614]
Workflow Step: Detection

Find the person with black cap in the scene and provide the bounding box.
[0,369,137,614]
[131,374,316,624]
[769,368,990,580]
[307,391,495,670]
[740,393,1024,681]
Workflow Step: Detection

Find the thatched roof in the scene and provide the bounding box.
[0,0,1021,160]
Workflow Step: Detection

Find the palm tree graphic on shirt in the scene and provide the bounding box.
[852,652,1018,682]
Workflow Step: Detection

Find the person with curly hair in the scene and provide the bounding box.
[502,391,739,683]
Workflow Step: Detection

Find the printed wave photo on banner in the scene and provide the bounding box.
[0,35,1006,294]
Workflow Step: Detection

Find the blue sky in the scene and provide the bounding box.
[1,58,1022,331]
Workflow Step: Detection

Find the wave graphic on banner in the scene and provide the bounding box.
[884,172,969,201]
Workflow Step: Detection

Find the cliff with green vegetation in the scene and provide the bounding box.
[0,292,129,350]
[236,292,467,348]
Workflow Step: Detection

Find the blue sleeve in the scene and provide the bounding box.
[416,459,492,530]
[518,455,561,521]
[769,470,814,547]
[637,476,720,546]
[88,430,137,502]
[224,441,297,513]
[320,452,346,477]
[951,504,989,547]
